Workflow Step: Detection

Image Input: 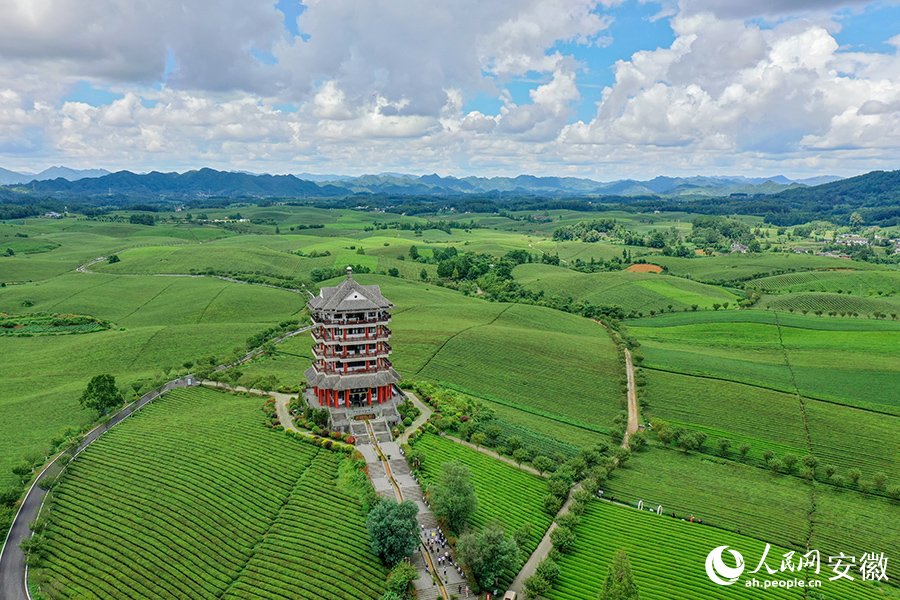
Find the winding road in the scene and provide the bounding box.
[0,377,200,600]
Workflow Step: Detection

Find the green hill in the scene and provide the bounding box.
[513,263,739,314]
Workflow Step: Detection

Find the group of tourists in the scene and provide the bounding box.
[420,523,467,587]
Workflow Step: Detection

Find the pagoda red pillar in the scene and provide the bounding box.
[367,388,372,406]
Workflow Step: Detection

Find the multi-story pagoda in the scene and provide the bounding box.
[304,267,401,408]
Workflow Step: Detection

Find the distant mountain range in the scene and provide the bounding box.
[0,166,843,198]
[0,166,111,185]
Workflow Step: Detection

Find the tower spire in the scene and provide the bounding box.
[346,265,353,279]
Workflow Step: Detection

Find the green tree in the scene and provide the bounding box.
[456,520,519,591]
[79,374,124,415]
[524,573,552,599]
[887,485,900,502]
[108,254,121,264]
[543,494,563,515]
[762,449,775,464]
[536,556,561,584]
[532,455,552,475]
[738,443,751,460]
[613,447,631,465]
[600,549,641,600]
[483,425,502,446]
[385,561,419,597]
[409,245,419,260]
[802,455,819,473]
[549,525,576,552]
[505,435,523,454]
[782,453,798,473]
[628,431,647,451]
[366,498,420,564]
[420,268,428,281]
[470,433,486,449]
[692,431,707,451]
[657,427,675,448]
[848,468,861,484]
[717,438,732,456]
[429,461,477,534]
[513,448,528,466]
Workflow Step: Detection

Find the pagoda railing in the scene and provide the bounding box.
[311,313,391,326]
[311,329,390,342]
[312,344,391,360]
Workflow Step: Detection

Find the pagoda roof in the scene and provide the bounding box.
[304,365,402,390]
[307,269,393,312]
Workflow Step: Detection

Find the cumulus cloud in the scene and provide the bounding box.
[273,0,613,116]
[0,0,285,92]
[566,10,900,161]
[0,0,900,178]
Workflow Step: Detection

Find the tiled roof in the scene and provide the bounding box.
[303,366,402,390]
[307,270,393,312]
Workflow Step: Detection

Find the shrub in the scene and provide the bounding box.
[543,494,563,515]
[549,526,576,552]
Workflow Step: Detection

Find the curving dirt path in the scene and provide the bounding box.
[622,348,640,447]
[527,241,568,264]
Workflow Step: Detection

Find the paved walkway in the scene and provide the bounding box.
[397,391,431,444]
[508,483,582,596]
[362,415,468,600]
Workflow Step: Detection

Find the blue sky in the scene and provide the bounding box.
[1,0,900,179]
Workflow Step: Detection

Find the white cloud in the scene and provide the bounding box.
[0,0,285,91]
[0,0,900,179]
[565,10,900,164]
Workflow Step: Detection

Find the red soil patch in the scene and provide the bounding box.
[625,263,664,273]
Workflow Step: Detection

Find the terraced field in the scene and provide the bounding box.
[474,418,583,459]
[627,311,900,411]
[550,500,893,600]
[642,370,809,460]
[749,269,900,294]
[413,434,553,589]
[602,449,812,551]
[417,302,624,432]
[38,386,385,600]
[651,253,889,285]
[513,263,739,313]
[758,292,900,317]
